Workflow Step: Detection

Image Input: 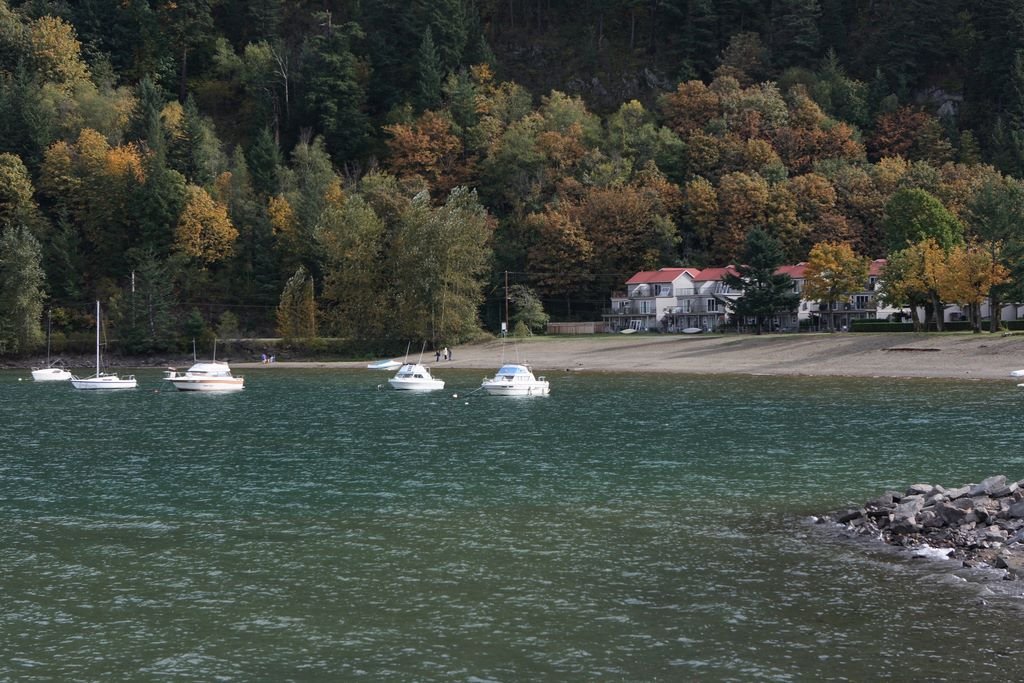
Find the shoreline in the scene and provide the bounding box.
[233,332,1024,382]
[12,332,1024,381]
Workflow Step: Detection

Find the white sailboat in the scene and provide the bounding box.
[70,301,137,390]
[31,309,72,382]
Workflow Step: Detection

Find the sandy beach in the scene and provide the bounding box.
[236,332,1024,381]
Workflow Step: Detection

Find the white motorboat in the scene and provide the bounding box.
[70,301,137,390]
[480,364,550,396]
[387,363,445,391]
[31,309,71,381]
[164,360,244,392]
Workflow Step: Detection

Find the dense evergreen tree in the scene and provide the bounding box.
[416,27,443,111]
[246,127,283,198]
[770,0,821,70]
[0,224,46,353]
[299,20,371,163]
[721,228,800,334]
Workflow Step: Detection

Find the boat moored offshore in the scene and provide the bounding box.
[480,364,550,396]
[164,361,244,392]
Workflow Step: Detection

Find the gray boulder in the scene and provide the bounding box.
[836,508,863,523]
[936,503,968,527]
[969,475,1007,497]
[994,552,1024,579]
[945,485,971,500]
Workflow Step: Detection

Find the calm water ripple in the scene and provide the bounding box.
[3,368,1024,681]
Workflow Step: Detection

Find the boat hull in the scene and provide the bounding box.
[32,368,72,382]
[480,381,550,397]
[388,378,445,391]
[71,374,137,390]
[166,377,244,392]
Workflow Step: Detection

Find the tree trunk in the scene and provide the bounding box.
[910,302,922,332]
[990,296,1002,332]
[930,292,944,331]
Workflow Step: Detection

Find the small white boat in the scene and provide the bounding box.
[32,366,72,382]
[388,363,445,391]
[164,361,244,392]
[71,301,137,390]
[480,364,550,396]
[31,309,71,381]
[367,359,402,370]
[1010,369,1024,377]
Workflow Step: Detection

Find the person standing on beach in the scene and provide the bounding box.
[435,348,441,362]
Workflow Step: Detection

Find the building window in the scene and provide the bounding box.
[639,300,652,314]
[707,298,718,312]
[854,294,870,309]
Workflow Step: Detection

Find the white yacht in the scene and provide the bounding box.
[165,360,244,392]
[480,364,550,396]
[388,363,445,391]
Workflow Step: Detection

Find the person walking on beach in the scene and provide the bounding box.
[435,348,441,362]
[442,346,449,360]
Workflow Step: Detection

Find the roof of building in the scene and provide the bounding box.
[625,267,701,284]
[776,263,807,279]
[690,266,738,282]
[625,259,887,285]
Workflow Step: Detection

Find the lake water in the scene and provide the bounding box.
[3,367,1024,681]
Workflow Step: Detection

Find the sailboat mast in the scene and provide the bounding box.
[45,309,51,366]
[95,300,100,374]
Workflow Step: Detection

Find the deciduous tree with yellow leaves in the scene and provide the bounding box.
[802,241,870,332]
[175,185,237,264]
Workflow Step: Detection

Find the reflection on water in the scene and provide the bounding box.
[2,368,1024,680]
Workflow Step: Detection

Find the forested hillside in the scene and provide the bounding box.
[3,0,1024,355]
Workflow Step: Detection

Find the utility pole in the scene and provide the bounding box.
[504,270,509,336]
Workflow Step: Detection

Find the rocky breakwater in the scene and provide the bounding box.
[823,475,1024,579]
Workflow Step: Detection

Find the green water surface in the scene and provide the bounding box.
[2,368,1023,681]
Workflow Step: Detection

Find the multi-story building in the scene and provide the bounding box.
[605,259,900,332]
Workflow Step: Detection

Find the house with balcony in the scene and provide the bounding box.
[793,259,905,330]
[661,266,741,332]
[605,268,700,332]
[607,259,905,333]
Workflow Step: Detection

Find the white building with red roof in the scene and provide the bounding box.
[606,267,701,332]
[605,258,903,333]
